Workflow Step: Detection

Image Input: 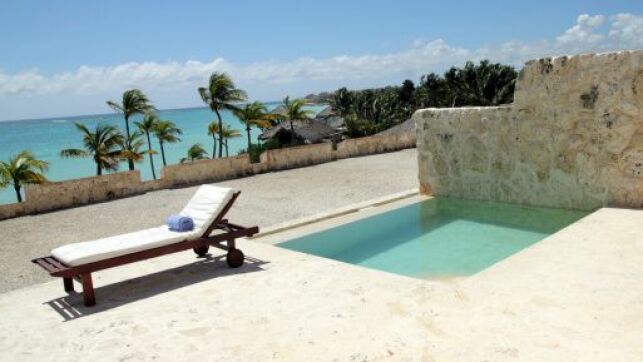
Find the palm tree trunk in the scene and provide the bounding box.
[125,115,135,170]
[225,140,229,157]
[14,184,22,203]
[97,162,102,176]
[160,140,167,166]
[289,120,295,144]
[211,134,217,159]
[145,131,156,180]
[214,109,224,158]
[246,126,252,151]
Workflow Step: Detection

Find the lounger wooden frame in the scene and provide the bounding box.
[32,191,259,307]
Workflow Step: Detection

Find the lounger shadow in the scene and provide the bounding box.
[45,253,268,321]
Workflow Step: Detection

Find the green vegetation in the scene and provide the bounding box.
[153,120,182,167]
[107,89,156,170]
[280,97,314,144]
[239,139,282,163]
[330,60,517,136]
[0,151,48,203]
[117,131,146,170]
[198,72,247,158]
[60,123,125,176]
[233,101,275,151]
[181,144,208,163]
[207,121,220,159]
[220,125,241,157]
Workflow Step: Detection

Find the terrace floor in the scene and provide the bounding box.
[0,194,642,361]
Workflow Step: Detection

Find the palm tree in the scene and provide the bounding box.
[198,73,247,157]
[61,123,124,176]
[153,120,182,166]
[233,101,274,151]
[207,121,220,159]
[0,151,48,203]
[282,97,313,144]
[135,113,160,179]
[180,144,208,163]
[106,89,156,170]
[117,131,146,170]
[219,125,242,157]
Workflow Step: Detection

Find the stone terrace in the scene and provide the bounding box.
[0,198,641,361]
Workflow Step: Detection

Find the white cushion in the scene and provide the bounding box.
[52,226,195,266]
[51,185,238,266]
[179,185,237,233]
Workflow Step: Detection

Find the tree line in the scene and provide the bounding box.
[327,60,517,136]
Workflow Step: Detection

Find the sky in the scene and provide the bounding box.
[0,0,642,121]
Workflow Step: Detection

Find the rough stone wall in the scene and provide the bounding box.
[415,50,643,210]
[261,143,334,171]
[162,154,253,187]
[25,171,145,213]
[0,202,28,220]
[335,132,416,159]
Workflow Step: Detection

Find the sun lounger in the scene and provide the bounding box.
[32,185,259,306]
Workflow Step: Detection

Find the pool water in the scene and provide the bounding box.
[278,198,589,279]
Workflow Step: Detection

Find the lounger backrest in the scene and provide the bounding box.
[180,185,238,233]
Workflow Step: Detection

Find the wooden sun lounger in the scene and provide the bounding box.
[32,191,258,307]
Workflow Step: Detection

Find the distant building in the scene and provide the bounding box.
[259,119,342,144]
[376,118,415,136]
[313,106,346,132]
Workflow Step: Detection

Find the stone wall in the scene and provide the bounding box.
[335,132,416,159]
[0,132,416,220]
[162,154,253,187]
[260,143,334,170]
[415,50,643,210]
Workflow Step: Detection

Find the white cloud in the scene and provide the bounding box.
[0,13,642,100]
[556,14,605,45]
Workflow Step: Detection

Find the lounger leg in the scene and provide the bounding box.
[81,273,95,307]
[63,277,74,293]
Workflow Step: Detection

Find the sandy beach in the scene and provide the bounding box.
[0,149,417,293]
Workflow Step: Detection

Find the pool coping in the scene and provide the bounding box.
[251,188,424,241]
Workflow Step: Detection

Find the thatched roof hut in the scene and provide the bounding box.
[259,119,339,144]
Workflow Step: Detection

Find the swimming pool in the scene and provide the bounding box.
[278,198,589,279]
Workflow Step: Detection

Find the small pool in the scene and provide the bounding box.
[278,198,589,279]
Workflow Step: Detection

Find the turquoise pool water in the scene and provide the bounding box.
[278,198,589,279]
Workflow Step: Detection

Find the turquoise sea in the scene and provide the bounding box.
[0,103,327,205]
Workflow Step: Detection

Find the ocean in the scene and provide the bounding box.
[0,103,327,205]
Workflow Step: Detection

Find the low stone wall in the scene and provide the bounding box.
[415,50,643,210]
[335,132,416,159]
[0,202,28,220]
[0,131,416,220]
[162,155,253,187]
[261,143,334,171]
[24,171,145,214]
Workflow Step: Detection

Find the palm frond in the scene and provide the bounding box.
[60,149,89,158]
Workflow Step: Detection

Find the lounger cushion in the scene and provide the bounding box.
[51,185,236,266]
[52,226,196,266]
[180,185,237,233]
[50,185,237,266]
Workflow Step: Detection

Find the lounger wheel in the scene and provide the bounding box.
[226,249,244,268]
[193,245,209,257]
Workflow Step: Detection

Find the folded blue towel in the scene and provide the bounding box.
[166,214,194,232]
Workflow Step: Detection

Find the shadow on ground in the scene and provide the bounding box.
[44,254,268,321]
